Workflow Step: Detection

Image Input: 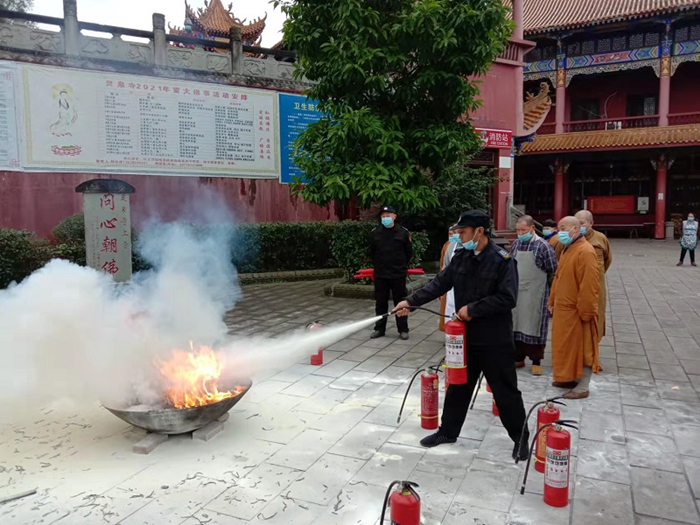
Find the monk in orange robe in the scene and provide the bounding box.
[548,216,602,400]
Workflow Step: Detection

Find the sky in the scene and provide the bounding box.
[31,0,286,46]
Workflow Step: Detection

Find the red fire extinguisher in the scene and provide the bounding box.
[515,397,566,473]
[306,321,324,365]
[397,367,440,430]
[519,419,578,508]
[380,480,420,525]
[444,318,467,385]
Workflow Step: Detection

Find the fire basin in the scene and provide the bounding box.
[104,379,253,435]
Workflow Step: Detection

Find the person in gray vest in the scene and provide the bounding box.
[511,215,558,376]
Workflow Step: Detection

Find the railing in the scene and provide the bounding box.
[498,42,520,63]
[508,206,544,234]
[564,115,659,133]
[537,123,556,135]
[668,112,700,126]
[0,9,64,26]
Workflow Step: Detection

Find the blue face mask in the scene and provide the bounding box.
[580,226,588,235]
[543,228,553,237]
[558,230,573,246]
[689,217,695,222]
[449,234,461,244]
[518,232,533,243]
[381,217,394,228]
[463,240,478,251]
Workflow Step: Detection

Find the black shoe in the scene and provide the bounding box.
[513,435,530,462]
[399,332,409,341]
[370,330,385,339]
[419,433,457,448]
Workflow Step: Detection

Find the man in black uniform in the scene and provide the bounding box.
[394,210,529,460]
[371,206,412,340]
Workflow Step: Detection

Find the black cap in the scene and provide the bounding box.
[448,223,460,231]
[456,210,490,229]
[380,205,396,214]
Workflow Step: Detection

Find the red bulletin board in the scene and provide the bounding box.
[587,196,636,215]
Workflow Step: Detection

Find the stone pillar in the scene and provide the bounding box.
[512,0,524,41]
[152,13,167,67]
[76,179,136,283]
[62,0,80,56]
[659,19,673,127]
[654,154,668,239]
[552,159,568,221]
[230,26,243,76]
[555,39,566,134]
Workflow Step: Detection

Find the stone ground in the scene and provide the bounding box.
[2,238,700,524]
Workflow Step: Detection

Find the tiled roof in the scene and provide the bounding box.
[521,124,700,153]
[524,0,700,35]
[523,82,552,132]
[185,0,267,40]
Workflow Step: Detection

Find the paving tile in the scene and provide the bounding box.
[682,455,700,500]
[645,350,680,365]
[351,442,425,486]
[328,370,377,391]
[663,400,700,426]
[579,410,625,444]
[410,469,463,525]
[656,379,700,402]
[476,424,521,464]
[626,431,683,473]
[328,422,395,460]
[572,476,634,525]
[285,453,366,506]
[650,362,690,382]
[509,491,572,525]
[620,383,663,409]
[443,503,508,525]
[326,339,362,352]
[630,467,700,524]
[452,459,519,513]
[415,437,479,479]
[618,367,655,387]
[623,405,671,436]
[617,354,650,370]
[672,424,700,457]
[681,359,700,375]
[353,355,397,373]
[341,345,381,362]
[308,404,373,435]
[616,332,642,344]
[311,359,358,378]
[371,366,416,385]
[246,498,324,524]
[282,375,334,398]
[291,387,353,415]
[576,439,630,485]
[267,429,342,471]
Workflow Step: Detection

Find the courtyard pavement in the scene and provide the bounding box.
[2,238,700,524]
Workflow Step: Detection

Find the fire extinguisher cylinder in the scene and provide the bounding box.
[380,480,421,525]
[515,397,566,465]
[397,365,441,430]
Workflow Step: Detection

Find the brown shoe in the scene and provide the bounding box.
[516,361,526,369]
[532,364,543,376]
[563,390,590,400]
[552,381,578,389]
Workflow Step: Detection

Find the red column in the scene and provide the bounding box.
[555,83,566,134]
[659,64,671,127]
[655,154,668,239]
[562,169,570,216]
[553,160,564,221]
[494,148,512,231]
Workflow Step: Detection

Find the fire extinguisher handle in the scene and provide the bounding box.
[556,419,579,430]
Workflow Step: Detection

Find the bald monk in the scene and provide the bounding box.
[575,210,612,341]
[548,216,602,400]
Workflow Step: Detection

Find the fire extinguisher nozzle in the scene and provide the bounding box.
[520,487,526,496]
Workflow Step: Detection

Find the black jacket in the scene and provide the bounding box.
[407,241,519,348]
[370,224,413,279]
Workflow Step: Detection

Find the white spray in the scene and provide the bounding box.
[0,213,379,420]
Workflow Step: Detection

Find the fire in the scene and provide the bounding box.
[156,343,242,409]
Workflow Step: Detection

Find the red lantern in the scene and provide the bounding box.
[444,320,467,385]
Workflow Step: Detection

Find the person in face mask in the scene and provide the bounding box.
[548,216,602,400]
[542,219,558,241]
[678,213,698,267]
[393,210,530,461]
[575,210,612,341]
[510,216,558,375]
[438,224,462,331]
[370,206,413,340]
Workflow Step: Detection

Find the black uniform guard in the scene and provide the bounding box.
[371,206,412,339]
[395,210,529,460]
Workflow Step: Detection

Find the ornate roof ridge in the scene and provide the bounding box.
[184,0,267,39]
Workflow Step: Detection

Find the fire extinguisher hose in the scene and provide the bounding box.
[519,420,579,495]
[383,306,452,319]
[515,397,567,465]
[380,480,400,524]
[396,362,443,424]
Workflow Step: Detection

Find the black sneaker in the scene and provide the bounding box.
[399,332,409,341]
[420,433,457,448]
[513,435,530,462]
[370,331,385,339]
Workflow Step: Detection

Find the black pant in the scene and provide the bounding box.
[441,345,528,444]
[373,277,409,334]
[681,248,696,263]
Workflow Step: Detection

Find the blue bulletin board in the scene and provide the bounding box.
[278,93,323,184]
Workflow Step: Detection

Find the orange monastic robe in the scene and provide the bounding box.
[550,234,565,260]
[549,238,602,382]
[585,229,612,341]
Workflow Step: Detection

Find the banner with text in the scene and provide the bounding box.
[20,65,280,178]
[278,93,323,184]
[0,63,21,171]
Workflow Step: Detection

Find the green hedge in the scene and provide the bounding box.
[0,216,430,288]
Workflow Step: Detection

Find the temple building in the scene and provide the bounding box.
[515,0,700,239]
[169,0,267,47]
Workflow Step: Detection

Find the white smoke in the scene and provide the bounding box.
[0,205,378,421]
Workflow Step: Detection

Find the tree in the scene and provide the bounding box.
[0,0,34,24]
[274,0,513,210]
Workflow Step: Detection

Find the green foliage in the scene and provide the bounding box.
[0,229,51,288]
[403,162,496,260]
[52,213,85,245]
[274,0,513,210]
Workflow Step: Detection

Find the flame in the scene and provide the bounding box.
[156,342,242,409]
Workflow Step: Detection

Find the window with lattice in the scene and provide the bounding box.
[630,34,644,48]
[597,38,611,53]
[613,36,627,51]
[676,27,690,42]
[582,41,595,55]
[645,32,660,46]
[690,25,700,41]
